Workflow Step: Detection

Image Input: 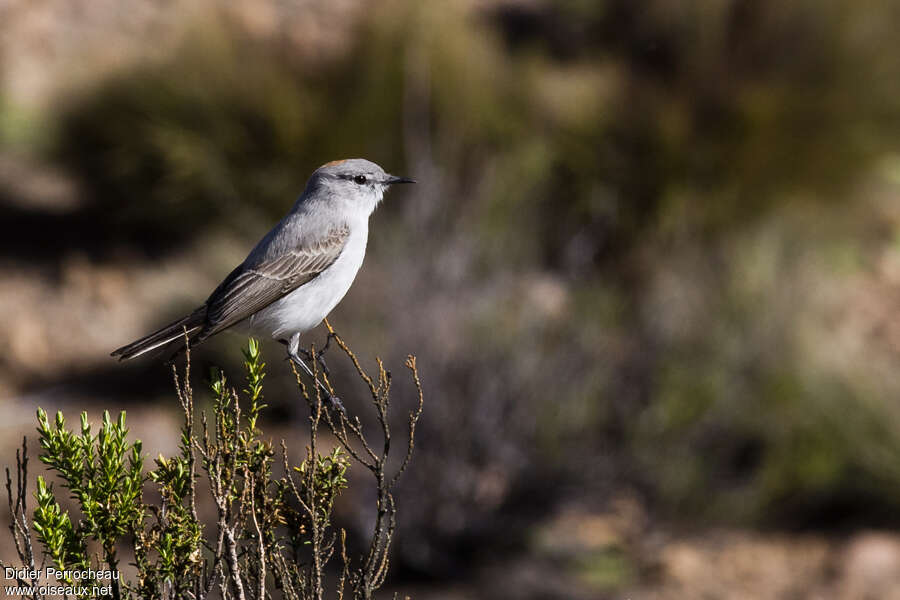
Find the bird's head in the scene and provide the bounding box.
[306,158,415,216]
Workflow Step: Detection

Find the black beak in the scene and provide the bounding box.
[384,175,416,185]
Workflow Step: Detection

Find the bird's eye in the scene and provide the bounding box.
[353,175,367,185]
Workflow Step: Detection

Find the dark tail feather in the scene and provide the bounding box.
[111,307,207,361]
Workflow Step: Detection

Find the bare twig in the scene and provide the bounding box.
[3,440,41,600]
[315,320,425,599]
[392,357,425,488]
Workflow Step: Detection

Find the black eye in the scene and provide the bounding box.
[353,175,367,185]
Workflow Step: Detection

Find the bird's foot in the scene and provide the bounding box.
[283,344,344,413]
[291,350,331,377]
[324,392,345,413]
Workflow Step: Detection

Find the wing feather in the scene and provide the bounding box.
[199,224,350,338]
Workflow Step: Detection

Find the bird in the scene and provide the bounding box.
[111,158,414,396]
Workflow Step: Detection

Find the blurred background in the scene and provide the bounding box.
[2,0,900,597]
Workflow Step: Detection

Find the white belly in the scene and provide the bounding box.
[247,224,368,340]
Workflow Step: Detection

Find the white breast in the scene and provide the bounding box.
[247,222,369,340]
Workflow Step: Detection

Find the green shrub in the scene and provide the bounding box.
[4,333,423,600]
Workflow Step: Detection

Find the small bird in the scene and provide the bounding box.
[112,159,414,389]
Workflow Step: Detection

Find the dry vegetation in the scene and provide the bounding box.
[3,329,423,600]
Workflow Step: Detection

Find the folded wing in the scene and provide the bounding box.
[198,224,350,340]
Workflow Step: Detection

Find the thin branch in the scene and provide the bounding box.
[391,356,425,488]
[247,472,266,600]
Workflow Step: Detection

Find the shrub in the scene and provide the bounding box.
[3,328,423,600]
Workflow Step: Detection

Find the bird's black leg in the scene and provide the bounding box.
[279,334,344,412]
[286,331,334,374]
[294,347,314,362]
[312,330,337,376]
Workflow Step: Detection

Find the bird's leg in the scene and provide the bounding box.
[280,334,344,412]
[289,330,335,375]
[312,330,337,376]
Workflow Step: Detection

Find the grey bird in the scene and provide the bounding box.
[112,159,414,391]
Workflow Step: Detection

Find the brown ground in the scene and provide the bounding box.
[394,498,900,599]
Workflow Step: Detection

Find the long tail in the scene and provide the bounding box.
[111,307,207,361]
